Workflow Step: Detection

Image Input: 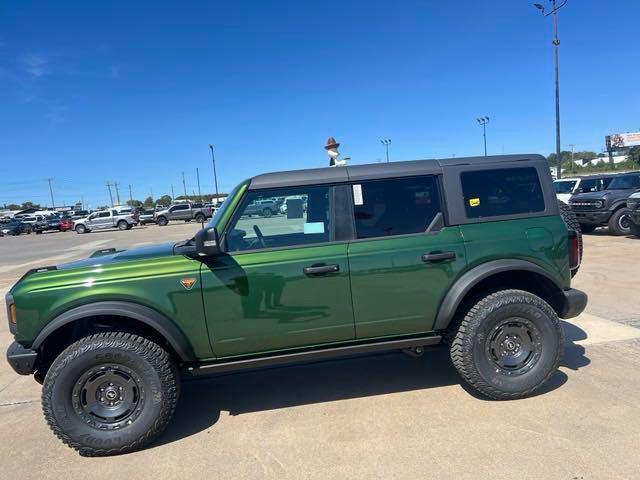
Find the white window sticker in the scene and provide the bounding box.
[303,222,325,234]
[352,184,364,205]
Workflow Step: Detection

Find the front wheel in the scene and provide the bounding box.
[608,208,631,236]
[75,224,87,234]
[42,332,179,456]
[449,289,564,400]
[194,213,205,223]
[262,208,273,218]
[156,216,168,226]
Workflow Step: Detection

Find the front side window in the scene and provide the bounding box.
[226,185,330,252]
[353,176,441,239]
[462,167,545,218]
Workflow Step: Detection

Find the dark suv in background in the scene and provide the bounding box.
[569,172,640,235]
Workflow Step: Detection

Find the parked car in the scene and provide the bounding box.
[569,172,640,235]
[154,202,213,226]
[553,174,614,203]
[137,208,157,225]
[6,154,586,456]
[59,217,74,232]
[70,210,89,220]
[627,192,640,237]
[73,209,138,233]
[242,198,279,217]
[45,216,62,232]
[0,219,31,236]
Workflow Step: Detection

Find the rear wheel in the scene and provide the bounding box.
[117,220,128,231]
[449,289,564,400]
[194,213,205,223]
[608,208,631,236]
[75,224,87,234]
[262,208,273,218]
[156,216,168,226]
[42,332,179,456]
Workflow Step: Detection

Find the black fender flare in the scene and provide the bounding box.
[433,259,564,331]
[32,301,196,362]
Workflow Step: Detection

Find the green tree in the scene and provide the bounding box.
[127,199,143,207]
[143,196,154,207]
[628,146,640,166]
[157,195,172,206]
[5,203,21,210]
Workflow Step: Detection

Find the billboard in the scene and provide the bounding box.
[606,132,640,149]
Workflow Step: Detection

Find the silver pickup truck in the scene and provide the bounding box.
[74,209,137,233]
[154,202,213,226]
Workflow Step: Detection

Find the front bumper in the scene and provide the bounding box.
[559,288,588,319]
[572,210,611,225]
[6,341,38,375]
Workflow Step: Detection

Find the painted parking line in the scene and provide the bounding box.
[568,313,640,345]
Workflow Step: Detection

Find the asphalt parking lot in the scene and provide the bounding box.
[1,224,639,479]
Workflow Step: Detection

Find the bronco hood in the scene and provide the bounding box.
[57,242,177,270]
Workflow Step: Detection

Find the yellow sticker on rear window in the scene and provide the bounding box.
[469,198,480,207]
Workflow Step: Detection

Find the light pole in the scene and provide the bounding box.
[208,145,220,203]
[380,139,391,163]
[534,0,568,179]
[476,117,490,156]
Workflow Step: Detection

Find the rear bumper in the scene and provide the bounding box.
[6,341,38,375]
[573,211,611,225]
[559,288,588,319]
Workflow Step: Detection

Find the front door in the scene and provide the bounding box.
[347,175,467,339]
[200,184,355,357]
[88,211,112,229]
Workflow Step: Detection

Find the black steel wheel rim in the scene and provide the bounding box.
[72,364,145,430]
[485,317,542,376]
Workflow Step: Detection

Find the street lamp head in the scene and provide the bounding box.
[533,3,545,12]
[209,144,214,150]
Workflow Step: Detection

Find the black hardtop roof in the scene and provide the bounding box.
[248,154,546,190]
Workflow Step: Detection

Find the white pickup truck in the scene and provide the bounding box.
[73,209,138,234]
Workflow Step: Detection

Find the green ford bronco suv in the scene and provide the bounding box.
[6,154,586,456]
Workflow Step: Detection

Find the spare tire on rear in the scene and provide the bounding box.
[558,200,582,277]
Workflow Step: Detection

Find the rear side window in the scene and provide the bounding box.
[461,167,545,218]
[353,176,441,239]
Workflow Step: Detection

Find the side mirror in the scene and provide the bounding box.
[195,226,220,256]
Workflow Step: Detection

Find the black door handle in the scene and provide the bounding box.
[422,251,456,263]
[303,264,340,276]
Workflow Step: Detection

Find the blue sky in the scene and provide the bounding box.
[1,0,639,208]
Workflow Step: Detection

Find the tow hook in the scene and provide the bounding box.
[403,346,424,358]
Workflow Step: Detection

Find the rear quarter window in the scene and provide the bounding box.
[461,167,545,219]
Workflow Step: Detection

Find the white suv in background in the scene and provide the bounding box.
[553,174,614,203]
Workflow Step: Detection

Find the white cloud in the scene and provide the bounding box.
[22,53,50,77]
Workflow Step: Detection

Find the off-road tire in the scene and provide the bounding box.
[42,332,179,457]
[558,200,582,277]
[117,220,128,231]
[579,224,596,234]
[449,289,564,400]
[608,208,631,236]
[75,224,87,234]
[156,216,168,226]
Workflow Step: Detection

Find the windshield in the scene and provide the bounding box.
[553,180,577,194]
[607,175,640,190]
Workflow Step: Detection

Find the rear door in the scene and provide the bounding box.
[347,175,467,339]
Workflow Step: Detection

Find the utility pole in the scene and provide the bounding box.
[106,182,114,207]
[171,184,175,201]
[477,117,490,156]
[380,139,392,163]
[181,172,187,199]
[534,0,568,178]
[209,145,220,202]
[47,178,55,209]
[114,182,121,205]
[196,167,201,199]
[568,143,576,172]
[128,184,133,204]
